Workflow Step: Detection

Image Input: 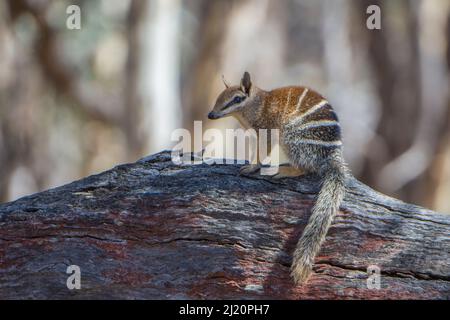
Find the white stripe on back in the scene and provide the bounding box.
[288,99,329,127]
[285,89,292,110]
[301,100,328,119]
[297,120,339,131]
[295,88,309,113]
[297,139,342,147]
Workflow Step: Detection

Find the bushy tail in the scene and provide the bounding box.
[291,167,346,284]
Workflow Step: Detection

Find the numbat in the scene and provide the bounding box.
[208,71,348,284]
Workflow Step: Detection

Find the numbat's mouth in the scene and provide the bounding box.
[208,111,221,120]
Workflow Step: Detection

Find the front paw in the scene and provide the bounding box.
[239,164,261,175]
[290,255,313,285]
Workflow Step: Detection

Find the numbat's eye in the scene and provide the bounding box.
[233,96,244,104]
[222,95,245,111]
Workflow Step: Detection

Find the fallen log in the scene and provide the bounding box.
[0,151,448,299]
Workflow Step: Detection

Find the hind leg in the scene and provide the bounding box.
[271,165,304,179]
[239,163,262,175]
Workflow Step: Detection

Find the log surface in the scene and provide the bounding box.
[0,151,449,299]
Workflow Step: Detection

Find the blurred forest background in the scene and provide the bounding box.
[0,0,449,213]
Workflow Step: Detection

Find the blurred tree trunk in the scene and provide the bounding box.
[409,1,450,209]
[358,0,420,195]
[427,13,450,212]
[124,0,146,160]
[357,0,450,210]
[1,0,47,202]
[181,0,236,133]
[138,0,183,153]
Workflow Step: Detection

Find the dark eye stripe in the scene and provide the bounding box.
[222,96,245,110]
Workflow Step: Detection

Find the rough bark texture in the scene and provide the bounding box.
[0,151,449,299]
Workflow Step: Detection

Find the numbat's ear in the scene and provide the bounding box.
[240,71,252,95]
[221,74,230,88]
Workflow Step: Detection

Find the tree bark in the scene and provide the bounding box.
[0,151,448,299]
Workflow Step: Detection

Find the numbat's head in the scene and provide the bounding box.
[208,71,254,120]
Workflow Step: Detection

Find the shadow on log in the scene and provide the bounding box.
[0,151,449,299]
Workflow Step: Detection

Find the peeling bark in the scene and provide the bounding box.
[0,151,449,299]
